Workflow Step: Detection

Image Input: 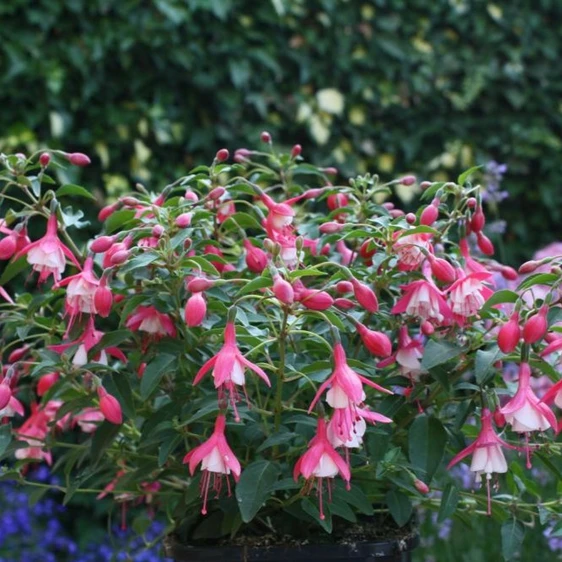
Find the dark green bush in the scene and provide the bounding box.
[1,0,561,262]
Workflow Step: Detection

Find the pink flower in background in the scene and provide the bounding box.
[73,408,105,433]
[125,305,176,338]
[15,408,52,465]
[14,214,81,283]
[193,322,271,421]
[447,270,493,325]
[393,232,432,271]
[392,279,452,324]
[183,415,241,515]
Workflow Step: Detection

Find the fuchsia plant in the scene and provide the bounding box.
[1,143,562,553]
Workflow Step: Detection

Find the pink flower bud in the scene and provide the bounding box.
[8,345,30,363]
[66,152,91,166]
[291,144,302,158]
[243,240,268,273]
[389,209,405,218]
[298,289,333,311]
[335,281,353,294]
[209,186,226,201]
[175,213,192,228]
[471,206,485,232]
[319,221,344,234]
[37,372,60,396]
[110,250,130,265]
[215,148,229,162]
[429,256,456,284]
[420,198,440,226]
[414,479,430,494]
[98,203,119,221]
[467,197,477,209]
[419,181,432,190]
[0,235,16,260]
[234,148,251,162]
[334,298,355,310]
[421,321,435,336]
[382,202,395,210]
[498,312,521,353]
[357,323,392,357]
[322,167,338,175]
[351,279,379,313]
[493,409,506,427]
[90,236,116,253]
[272,275,294,305]
[405,213,416,224]
[121,196,141,207]
[400,175,416,186]
[184,190,199,202]
[39,152,51,167]
[327,193,349,211]
[152,224,164,238]
[97,387,123,424]
[187,278,215,293]
[137,363,146,379]
[94,280,113,318]
[260,131,272,143]
[500,266,518,281]
[185,292,207,327]
[0,381,11,410]
[476,231,494,256]
[519,260,540,274]
[523,306,548,344]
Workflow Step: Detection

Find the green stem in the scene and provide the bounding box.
[273,308,289,438]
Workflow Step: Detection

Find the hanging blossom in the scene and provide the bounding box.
[15,407,52,465]
[183,414,241,515]
[49,317,127,366]
[125,305,177,339]
[309,342,392,444]
[294,418,351,520]
[447,409,517,515]
[193,320,271,421]
[391,279,452,325]
[14,214,81,284]
[379,326,426,385]
[446,269,493,326]
[392,231,432,271]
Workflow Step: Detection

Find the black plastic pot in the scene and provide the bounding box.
[164,534,419,562]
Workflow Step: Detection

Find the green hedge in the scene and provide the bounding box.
[1,0,561,262]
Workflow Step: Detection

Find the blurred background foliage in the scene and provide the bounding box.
[0,0,561,263]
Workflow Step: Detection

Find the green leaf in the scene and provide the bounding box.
[458,165,483,185]
[0,425,12,456]
[110,373,135,420]
[256,432,296,452]
[105,209,137,234]
[93,330,132,353]
[408,414,447,481]
[438,483,459,522]
[56,183,96,200]
[333,483,374,515]
[481,289,519,312]
[90,422,120,466]
[235,460,279,523]
[385,490,412,527]
[119,251,160,274]
[420,182,446,201]
[517,273,559,291]
[421,340,463,370]
[236,275,272,297]
[0,257,28,285]
[501,519,525,561]
[185,256,220,277]
[475,346,504,385]
[140,354,177,400]
[301,498,332,532]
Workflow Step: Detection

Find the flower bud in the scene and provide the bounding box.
[336,281,353,294]
[90,235,116,253]
[187,277,215,293]
[351,279,379,313]
[110,250,130,265]
[97,387,123,424]
[152,224,164,238]
[184,189,199,202]
[420,198,440,226]
[244,240,268,273]
[405,213,416,224]
[67,152,91,166]
[98,203,119,222]
[174,213,192,228]
[357,323,392,357]
[419,181,432,190]
[500,266,518,281]
[94,279,113,317]
[298,289,333,310]
[334,298,355,310]
[493,409,506,428]
[476,231,494,256]
[319,221,344,234]
[8,345,30,363]
[389,209,405,218]
[137,363,146,379]
[215,148,229,162]
[359,239,376,260]
[400,175,416,186]
[272,275,294,305]
[429,256,456,284]
[260,131,272,143]
[471,206,486,232]
[0,235,17,260]
[414,479,430,494]
[39,152,51,167]
[209,186,226,200]
[291,144,302,158]
[121,196,141,207]
[519,260,540,274]
[37,372,60,396]
[382,202,395,210]
[523,306,548,344]
[0,381,11,410]
[184,292,207,327]
[467,197,477,209]
[322,167,338,175]
[327,193,349,211]
[234,148,251,162]
[421,321,435,336]
[303,187,326,199]
[498,312,521,353]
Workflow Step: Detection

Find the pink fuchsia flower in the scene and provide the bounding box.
[459,238,490,276]
[125,305,177,338]
[293,418,351,520]
[193,321,271,421]
[446,270,493,325]
[356,323,392,358]
[37,372,60,397]
[184,292,207,327]
[97,387,123,425]
[497,312,521,353]
[308,343,392,443]
[243,239,268,273]
[49,317,127,366]
[14,408,52,465]
[0,395,25,418]
[335,240,353,266]
[183,414,241,515]
[73,408,105,433]
[350,278,378,313]
[0,380,11,410]
[392,232,432,271]
[447,409,516,515]
[391,279,452,325]
[522,305,548,344]
[14,214,81,284]
[378,326,426,384]
[102,235,133,269]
